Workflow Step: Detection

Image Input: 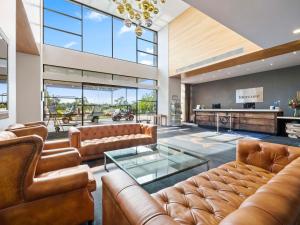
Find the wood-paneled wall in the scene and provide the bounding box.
[168,7,261,76]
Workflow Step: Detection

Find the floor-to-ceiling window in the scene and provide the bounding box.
[43,65,157,132]
[43,0,158,66]
[82,7,112,57]
[138,88,157,122]
[44,0,82,51]
[83,85,137,125]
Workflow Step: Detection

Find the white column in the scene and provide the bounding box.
[0,0,17,129]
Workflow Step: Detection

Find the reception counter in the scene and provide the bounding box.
[193,109,283,134]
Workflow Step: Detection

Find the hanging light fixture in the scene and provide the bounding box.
[112,0,166,36]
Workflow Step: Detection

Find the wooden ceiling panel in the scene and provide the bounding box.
[168,7,261,76]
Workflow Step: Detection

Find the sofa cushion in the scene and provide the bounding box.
[152,161,274,225]
[80,134,153,157]
[37,165,96,192]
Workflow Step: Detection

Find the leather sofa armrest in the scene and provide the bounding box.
[24,121,46,127]
[141,124,157,141]
[102,170,178,225]
[36,149,81,175]
[44,139,70,150]
[69,127,81,148]
[41,147,77,156]
[10,125,48,142]
[237,139,300,173]
[26,170,89,201]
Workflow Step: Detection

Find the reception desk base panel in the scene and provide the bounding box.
[194,110,283,134]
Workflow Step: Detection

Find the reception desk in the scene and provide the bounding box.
[194,109,283,134]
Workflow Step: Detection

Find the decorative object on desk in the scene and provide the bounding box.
[288,98,300,117]
[196,105,201,110]
[274,100,281,108]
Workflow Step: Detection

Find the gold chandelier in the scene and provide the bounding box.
[112,0,166,36]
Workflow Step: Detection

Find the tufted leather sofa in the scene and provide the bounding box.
[0,132,96,225]
[69,123,157,161]
[102,140,300,225]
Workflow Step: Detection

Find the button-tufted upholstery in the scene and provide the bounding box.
[152,161,274,225]
[102,140,300,225]
[69,123,157,161]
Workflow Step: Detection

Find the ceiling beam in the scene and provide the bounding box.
[181,40,300,78]
[16,0,39,55]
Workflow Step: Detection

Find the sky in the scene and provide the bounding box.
[44,0,157,66]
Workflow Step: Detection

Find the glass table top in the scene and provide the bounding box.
[105,143,209,185]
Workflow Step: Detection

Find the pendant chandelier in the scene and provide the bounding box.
[112,0,166,36]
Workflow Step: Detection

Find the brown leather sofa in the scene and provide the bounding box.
[0,132,96,225]
[69,123,157,161]
[102,140,300,225]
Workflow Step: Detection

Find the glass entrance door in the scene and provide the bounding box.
[82,84,137,125]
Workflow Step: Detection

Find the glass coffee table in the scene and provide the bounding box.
[104,143,209,185]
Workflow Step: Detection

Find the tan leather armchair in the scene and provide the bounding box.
[0,132,95,225]
[6,122,72,153]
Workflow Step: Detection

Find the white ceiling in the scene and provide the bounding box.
[183,0,300,48]
[75,0,189,31]
[182,51,300,84]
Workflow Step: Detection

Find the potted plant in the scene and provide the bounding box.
[288,98,300,117]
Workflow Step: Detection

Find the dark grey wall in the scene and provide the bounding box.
[191,65,300,116]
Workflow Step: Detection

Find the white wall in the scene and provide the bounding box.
[0,0,16,129]
[43,45,158,80]
[158,25,169,116]
[16,52,42,123]
[158,25,182,124]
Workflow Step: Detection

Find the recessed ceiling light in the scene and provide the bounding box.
[270,63,273,66]
[293,51,297,55]
[293,28,300,34]
[261,59,265,62]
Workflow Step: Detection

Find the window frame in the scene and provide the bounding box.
[43,0,158,67]
[42,65,158,127]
